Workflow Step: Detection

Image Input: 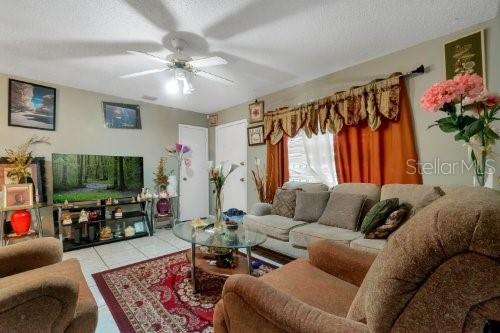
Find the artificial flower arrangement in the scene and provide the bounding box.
[421,73,499,186]
[208,161,239,229]
[5,136,50,183]
[166,143,191,167]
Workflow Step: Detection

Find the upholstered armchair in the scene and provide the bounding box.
[214,187,500,332]
[0,237,98,333]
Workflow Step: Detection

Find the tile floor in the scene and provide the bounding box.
[63,228,281,333]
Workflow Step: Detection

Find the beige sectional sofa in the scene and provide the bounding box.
[244,182,449,258]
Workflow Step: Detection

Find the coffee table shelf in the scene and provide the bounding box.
[172,221,267,293]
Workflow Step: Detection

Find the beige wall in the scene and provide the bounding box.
[0,73,206,233]
[211,17,500,210]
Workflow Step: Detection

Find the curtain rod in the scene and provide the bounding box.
[402,64,426,78]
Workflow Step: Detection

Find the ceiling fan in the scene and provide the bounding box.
[121,38,234,94]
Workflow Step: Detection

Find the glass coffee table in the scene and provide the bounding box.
[173,221,267,292]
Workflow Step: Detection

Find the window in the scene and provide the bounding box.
[288,130,337,187]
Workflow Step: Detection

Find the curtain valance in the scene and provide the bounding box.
[264,74,402,144]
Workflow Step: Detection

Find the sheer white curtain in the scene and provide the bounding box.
[288,130,337,187]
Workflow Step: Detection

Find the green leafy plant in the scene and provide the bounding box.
[5,136,50,183]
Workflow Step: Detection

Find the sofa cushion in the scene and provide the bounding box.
[271,188,298,218]
[293,191,330,222]
[333,183,381,220]
[360,198,399,234]
[283,181,329,192]
[243,214,306,241]
[289,223,362,248]
[260,258,359,317]
[380,184,444,209]
[318,192,366,230]
[349,237,387,254]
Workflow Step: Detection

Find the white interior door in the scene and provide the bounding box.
[179,124,209,221]
[215,119,247,212]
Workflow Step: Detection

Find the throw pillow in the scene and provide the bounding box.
[364,203,411,239]
[293,191,330,222]
[318,192,367,230]
[271,188,299,218]
[409,186,445,216]
[360,198,399,234]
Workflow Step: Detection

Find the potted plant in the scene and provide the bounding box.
[421,74,499,186]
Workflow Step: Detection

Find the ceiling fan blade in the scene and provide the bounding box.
[188,56,228,68]
[124,0,177,32]
[195,70,235,85]
[120,68,167,79]
[127,50,171,64]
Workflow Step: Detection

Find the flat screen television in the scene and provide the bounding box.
[52,153,144,203]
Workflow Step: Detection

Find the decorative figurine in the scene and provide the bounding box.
[114,207,123,218]
[78,209,88,223]
[124,225,135,237]
[64,200,69,206]
[61,211,72,239]
[136,194,142,202]
[96,199,101,206]
[99,226,113,240]
[131,196,136,203]
[113,199,119,204]
[62,212,72,226]
[88,210,99,221]
[106,197,113,205]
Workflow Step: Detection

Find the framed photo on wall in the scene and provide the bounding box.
[8,79,56,131]
[248,100,264,123]
[444,30,485,84]
[208,114,218,127]
[2,184,33,209]
[247,125,265,146]
[103,102,142,129]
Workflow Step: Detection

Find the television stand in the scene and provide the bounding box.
[54,198,151,252]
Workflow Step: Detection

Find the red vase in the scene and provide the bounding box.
[11,210,32,235]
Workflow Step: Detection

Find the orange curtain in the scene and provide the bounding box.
[334,79,422,185]
[265,135,289,202]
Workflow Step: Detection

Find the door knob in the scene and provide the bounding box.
[240,178,245,182]
[240,161,245,166]
[183,177,187,181]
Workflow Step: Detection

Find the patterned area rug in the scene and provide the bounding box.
[93,250,275,333]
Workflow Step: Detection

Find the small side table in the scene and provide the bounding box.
[0,204,47,246]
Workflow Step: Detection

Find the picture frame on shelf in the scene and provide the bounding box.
[8,79,56,131]
[247,125,265,146]
[248,100,264,123]
[444,30,485,84]
[103,102,142,129]
[3,184,33,209]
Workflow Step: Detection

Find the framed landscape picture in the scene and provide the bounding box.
[247,125,265,146]
[103,102,142,129]
[248,100,264,123]
[8,79,56,131]
[444,30,485,83]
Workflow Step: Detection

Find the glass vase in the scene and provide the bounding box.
[214,190,224,229]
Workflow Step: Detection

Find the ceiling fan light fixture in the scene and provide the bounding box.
[165,78,179,94]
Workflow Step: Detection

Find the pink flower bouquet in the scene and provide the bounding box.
[421,74,499,186]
